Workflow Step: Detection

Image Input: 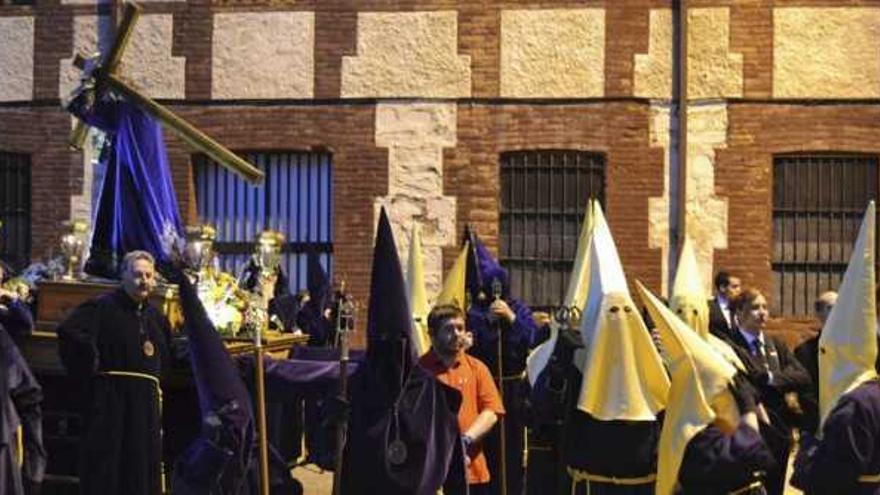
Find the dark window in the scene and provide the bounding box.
[772,154,878,316]
[499,150,605,310]
[0,152,31,269]
[193,152,333,293]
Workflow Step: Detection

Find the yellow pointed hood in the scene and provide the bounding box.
[636,280,738,495]
[576,218,669,420]
[671,237,745,371]
[526,200,600,386]
[435,241,469,312]
[564,199,599,311]
[671,237,710,338]
[819,201,879,430]
[406,224,432,357]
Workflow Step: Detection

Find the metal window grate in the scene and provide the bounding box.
[0,151,31,269]
[772,154,878,316]
[193,152,333,293]
[499,150,605,310]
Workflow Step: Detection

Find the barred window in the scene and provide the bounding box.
[499,150,605,310]
[0,152,31,269]
[193,152,333,293]
[772,154,878,316]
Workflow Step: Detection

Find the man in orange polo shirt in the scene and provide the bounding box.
[420,304,505,495]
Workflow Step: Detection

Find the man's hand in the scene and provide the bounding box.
[490,299,516,324]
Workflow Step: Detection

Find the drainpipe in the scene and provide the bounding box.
[669,0,688,298]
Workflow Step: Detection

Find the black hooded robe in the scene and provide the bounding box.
[57,289,172,495]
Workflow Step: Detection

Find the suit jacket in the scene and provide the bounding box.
[708,298,734,340]
[726,329,812,427]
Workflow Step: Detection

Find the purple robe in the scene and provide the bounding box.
[0,325,45,495]
[794,379,880,495]
[678,422,776,494]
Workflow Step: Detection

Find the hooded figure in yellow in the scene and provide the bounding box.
[818,201,880,430]
[435,241,469,312]
[406,224,432,356]
[526,200,599,386]
[575,216,668,420]
[670,237,745,371]
[565,213,669,494]
[637,281,773,495]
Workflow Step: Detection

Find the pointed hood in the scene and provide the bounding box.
[526,199,601,386]
[671,237,745,371]
[406,224,432,357]
[175,273,254,491]
[670,237,710,338]
[463,225,482,301]
[307,249,330,308]
[819,201,880,429]
[468,233,509,301]
[367,208,416,402]
[564,199,600,311]
[636,281,738,495]
[576,218,669,420]
[435,242,470,312]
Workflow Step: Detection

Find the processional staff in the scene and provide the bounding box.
[332,288,356,495]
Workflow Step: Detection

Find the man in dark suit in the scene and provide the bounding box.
[725,288,811,495]
[708,271,742,340]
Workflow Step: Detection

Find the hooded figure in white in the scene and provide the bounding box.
[564,211,670,494]
[526,200,598,386]
[793,201,880,494]
[670,237,745,371]
[637,281,774,495]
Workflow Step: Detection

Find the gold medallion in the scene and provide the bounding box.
[143,340,155,357]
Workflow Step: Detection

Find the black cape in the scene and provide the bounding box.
[340,208,467,495]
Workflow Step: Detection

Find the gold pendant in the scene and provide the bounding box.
[143,340,155,357]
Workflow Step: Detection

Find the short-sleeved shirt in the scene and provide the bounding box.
[419,350,505,484]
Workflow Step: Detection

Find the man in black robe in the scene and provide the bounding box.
[340,208,466,495]
[57,250,172,495]
[0,314,45,495]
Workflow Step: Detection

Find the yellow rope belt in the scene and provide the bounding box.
[567,466,656,487]
[97,371,166,494]
[858,473,880,483]
[16,426,23,467]
[98,370,163,403]
[728,481,764,495]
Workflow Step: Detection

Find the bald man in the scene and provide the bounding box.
[794,292,836,436]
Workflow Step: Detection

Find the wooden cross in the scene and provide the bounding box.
[67,1,264,184]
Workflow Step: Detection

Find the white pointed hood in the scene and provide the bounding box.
[637,281,738,495]
[576,218,669,420]
[406,224,431,357]
[526,200,600,386]
[671,237,745,371]
[819,201,879,430]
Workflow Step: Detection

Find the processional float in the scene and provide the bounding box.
[63,2,270,493]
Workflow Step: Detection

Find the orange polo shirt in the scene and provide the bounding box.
[419,350,505,485]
